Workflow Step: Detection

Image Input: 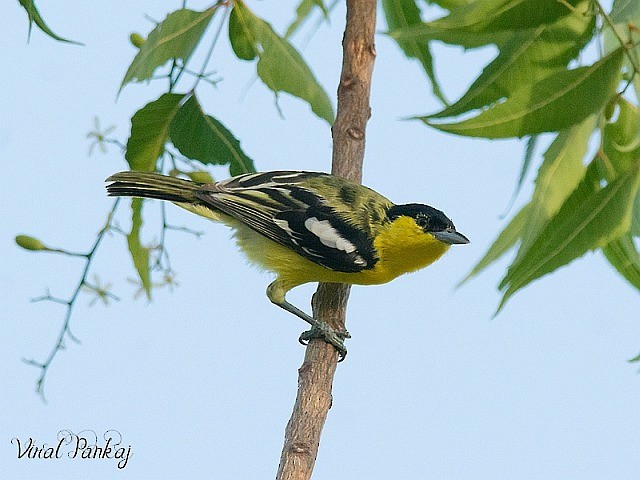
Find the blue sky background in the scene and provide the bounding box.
[2,1,639,479]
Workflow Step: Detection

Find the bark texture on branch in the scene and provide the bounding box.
[276,1,377,479]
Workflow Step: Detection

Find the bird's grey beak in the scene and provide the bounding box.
[433,229,470,245]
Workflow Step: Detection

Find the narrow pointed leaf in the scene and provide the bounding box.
[388,21,511,49]
[603,234,640,290]
[601,98,640,240]
[420,49,623,138]
[603,99,640,176]
[506,134,538,210]
[18,0,82,44]
[632,192,640,237]
[429,1,594,119]
[125,93,186,172]
[127,199,151,300]
[458,204,529,286]
[498,163,640,310]
[382,0,447,104]
[427,0,471,9]
[285,0,329,39]
[231,2,334,124]
[629,351,640,363]
[169,95,256,176]
[515,118,595,262]
[426,0,583,33]
[121,8,216,89]
[611,0,640,22]
[604,0,640,82]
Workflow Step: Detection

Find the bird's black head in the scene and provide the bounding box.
[387,203,469,245]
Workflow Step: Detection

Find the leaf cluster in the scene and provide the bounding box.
[385,0,640,312]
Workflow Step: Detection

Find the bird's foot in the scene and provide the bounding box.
[299,322,351,361]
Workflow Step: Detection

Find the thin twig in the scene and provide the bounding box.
[191,4,229,91]
[595,0,640,74]
[24,199,121,402]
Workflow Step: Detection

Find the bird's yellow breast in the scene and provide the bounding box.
[365,216,451,283]
[232,215,450,291]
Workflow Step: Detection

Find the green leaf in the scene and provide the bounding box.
[426,0,471,10]
[388,20,511,49]
[18,0,82,45]
[127,198,151,300]
[603,233,640,290]
[382,0,447,104]
[231,2,334,125]
[507,134,538,207]
[420,48,623,138]
[610,0,640,23]
[604,0,640,92]
[229,4,259,60]
[629,350,640,363]
[125,93,186,172]
[391,0,581,48]
[169,95,256,176]
[121,8,216,89]
[285,0,329,39]
[458,203,530,286]
[632,190,640,237]
[603,99,640,176]
[427,0,583,33]
[515,118,595,262]
[498,163,640,311]
[601,98,640,286]
[428,1,594,119]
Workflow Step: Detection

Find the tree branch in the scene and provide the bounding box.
[276,1,377,478]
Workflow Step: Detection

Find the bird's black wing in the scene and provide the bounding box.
[194,171,378,272]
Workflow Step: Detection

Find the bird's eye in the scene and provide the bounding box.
[415,216,429,228]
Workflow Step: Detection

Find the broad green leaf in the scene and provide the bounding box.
[121,8,215,89]
[498,163,640,311]
[285,0,329,39]
[229,4,258,60]
[382,0,447,104]
[127,198,151,300]
[429,1,594,119]
[232,2,334,124]
[515,118,595,262]
[603,234,640,290]
[420,49,623,138]
[458,203,529,286]
[18,0,82,44]
[125,93,185,172]
[169,95,256,176]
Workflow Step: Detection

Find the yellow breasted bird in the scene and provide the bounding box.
[106,171,469,358]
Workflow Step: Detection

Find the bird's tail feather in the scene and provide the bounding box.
[106,171,199,204]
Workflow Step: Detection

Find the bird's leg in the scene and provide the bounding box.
[266,280,350,360]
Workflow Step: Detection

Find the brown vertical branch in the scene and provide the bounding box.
[276,1,377,479]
